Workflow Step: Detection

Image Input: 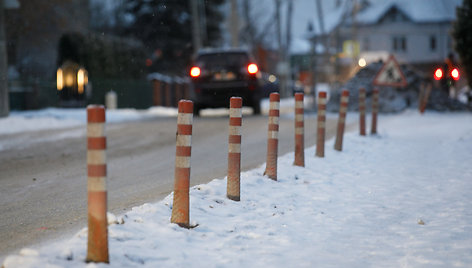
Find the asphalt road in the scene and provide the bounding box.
[0,111,344,261]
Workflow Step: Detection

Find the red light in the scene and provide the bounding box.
[190,67,201,77]
[451,68,460,80]
[434,68,443,80]
[247,63,258,74]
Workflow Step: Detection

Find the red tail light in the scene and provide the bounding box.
[247,63,258,74]
[451,68,460,80]
[190,66,201,77]
[434,68,443,80]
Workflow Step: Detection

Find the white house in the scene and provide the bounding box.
[354,0,462,66]
[303,0,463,82]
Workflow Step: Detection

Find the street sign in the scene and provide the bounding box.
[373,55,407,87]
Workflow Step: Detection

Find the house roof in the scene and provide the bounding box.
[357,0,462,25]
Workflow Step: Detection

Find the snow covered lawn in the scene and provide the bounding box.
[2,110,472,267]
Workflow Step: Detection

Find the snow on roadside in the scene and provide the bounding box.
[0,96,307,136]
[0,107,179,136]
[2,110,472,267]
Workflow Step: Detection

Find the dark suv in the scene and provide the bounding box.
[188,48,264,115]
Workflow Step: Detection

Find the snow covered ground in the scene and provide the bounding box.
[0,107,179,136]
[2,108,472,267]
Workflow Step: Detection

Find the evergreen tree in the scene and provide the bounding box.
[123,0,225,74]
[453,0,472,87]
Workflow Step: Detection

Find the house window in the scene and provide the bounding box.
[430,36,437,51]
[393,36,407,52]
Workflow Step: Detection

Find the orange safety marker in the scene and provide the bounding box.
[171,100,194,228]
[371,88,379,135]
[293,93,305,167]
[359,87,366,136]
[315,91,327,157]
[86,105,109,263]
[227,97,243,201]
[334,89,350,151]
[264,93,280,180]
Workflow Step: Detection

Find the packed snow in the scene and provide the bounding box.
[1,107,472,267]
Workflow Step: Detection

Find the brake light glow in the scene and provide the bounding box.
[247,63,258,74]
[451,68,460,81]
[434,68,443,81]
[190,66,201,77]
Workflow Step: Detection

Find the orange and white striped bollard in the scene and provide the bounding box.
[371,88,379,135]
[86,105,109,263]
[171,100,193,228]
[359,87,366,136]
[264,92,280,180]
[227,97,242,201]
[334,89,350,151]
[293,93,304,167]
[316,91,327,157]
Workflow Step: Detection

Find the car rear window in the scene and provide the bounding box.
[197,52,249,70]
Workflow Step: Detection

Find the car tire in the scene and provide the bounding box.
[251,101,261,115]
[193,104,203,116]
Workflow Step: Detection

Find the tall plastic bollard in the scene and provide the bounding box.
[359,88,366,136]
[334,89,350,151]
[371,88,379,135]
[293,93,305,167]
[171,100,194,228]
[264,93,280,180]
[227,97,243,201]
[316,91,327,158]
[86,105,109,263]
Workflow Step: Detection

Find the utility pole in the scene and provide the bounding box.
[275,0,288,97]
[0,0,9,117]
[198,0,207,46]
[242,0,254,50]
[285,0,293,96]
[230,0,239,47]
[190,0,202,54]
[352,0,359,66]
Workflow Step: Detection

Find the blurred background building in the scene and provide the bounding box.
[1,0,464,111]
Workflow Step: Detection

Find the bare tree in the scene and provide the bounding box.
[230,0,239,47]
[240,1,276,49]
[0,0,9,117]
